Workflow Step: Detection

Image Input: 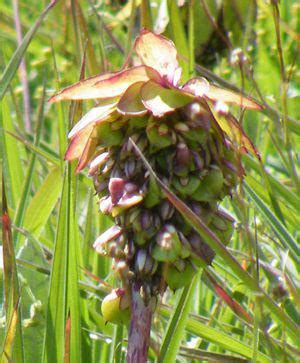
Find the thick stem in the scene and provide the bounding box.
[126,282,153,363]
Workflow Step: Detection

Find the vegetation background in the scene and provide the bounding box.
[0,0,299,362]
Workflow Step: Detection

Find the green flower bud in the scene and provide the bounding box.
[151,225,181,262]
[135,249,156,276]
[192,166,224,202]
[173,175,201,197]
[144,176,161,208]
[146,122,174,150]
[164,261,195,290]
[210,211,234,245]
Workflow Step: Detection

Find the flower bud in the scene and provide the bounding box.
[151,225,181,262]
[164,261,195,290]
[188,233,215,266]
[159,200,175,220]
[192,166,224,202]
[173,176,200,197]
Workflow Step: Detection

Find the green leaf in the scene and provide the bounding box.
[159,306,271,362]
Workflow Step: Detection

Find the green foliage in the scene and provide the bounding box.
[0,1,299,362]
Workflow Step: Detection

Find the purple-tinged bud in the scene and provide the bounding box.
[173,258,185,272]
[176,142,191,166]
[192,151,204,171]
[158,124,169,136]
[124,159,136,178]
[150,260,158,275]
[153,214,161,230]
[109,178,125,204]
[88,152,110,175]
[102,158,115,174]
[190,202,212,224]
[189,233,215,265]
[135,249,147,274]
[99,196,113,214]
[93,225,123,255]
[178,232,191,258]
[135,249,155,276]
[124,182,139,194]
[93,178,107,194]
[152,224,181,262]
[127,239,136,260]
[111,193,143,217]
[174,122,189,133]
[159,200,175,220]
[141,210,153,230]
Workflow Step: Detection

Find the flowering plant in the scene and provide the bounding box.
[50,29,262,362]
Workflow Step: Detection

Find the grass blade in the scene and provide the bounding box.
[158,274,198,363]
[42,165,70,363]
[13,79,46,246]
[2,179,24,362]
[23,167,63,238]
[1,97,24,208]
[244,182,299,264]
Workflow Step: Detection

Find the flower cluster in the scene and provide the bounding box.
[51,29,261,323]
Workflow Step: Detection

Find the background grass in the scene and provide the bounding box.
[1,0,299,362]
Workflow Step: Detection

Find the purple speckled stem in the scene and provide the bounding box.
[126,282,153,363]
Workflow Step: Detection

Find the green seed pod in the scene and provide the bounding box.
[146,122,174,150]
[184,127,207,144]
[144,176,161,208]
[192,166,224,202]
[101,289,130,325]
[151,225,182,262]
[188,233,215,266]
[173,175,201,197]
[164,261,196,290]
[210,211,234,245]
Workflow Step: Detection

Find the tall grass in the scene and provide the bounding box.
[1,1,299,362]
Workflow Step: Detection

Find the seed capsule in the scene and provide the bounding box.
[188,233,215,266]
[192,166,224,202]
[164,261,196,290]
[173,176,201,197]
[151,225,181,262]
[93,225,123,255]
[144,177,161,208]
[210,211,234,245]
[101,288,130,325]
